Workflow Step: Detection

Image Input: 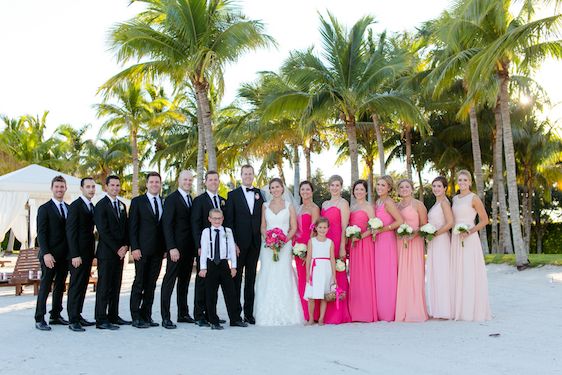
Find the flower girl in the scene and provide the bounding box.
[304,217,336,325]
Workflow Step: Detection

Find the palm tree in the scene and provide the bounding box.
[81,138,131,186]
[103,0,273,173]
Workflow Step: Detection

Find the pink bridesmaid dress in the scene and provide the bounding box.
[451,193,492,321]
[426,201,452,319]
[348,210,378,322]
[321,205,351,324]
[395,202,428,322]
[374,202,398,321]
[294,212,312,320]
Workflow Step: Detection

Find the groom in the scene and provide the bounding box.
[224,164,264,324]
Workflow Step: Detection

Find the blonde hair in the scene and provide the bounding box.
[328,175,343,186]
[397,178,415,190]
[377,175,394,192]
[457,169,473,183]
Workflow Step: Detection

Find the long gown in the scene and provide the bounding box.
[254,202,304,326]
[395,203,428,322]
[294,211,312,320]
[426,201,452,319]
[374,201,398,322]
[450,193,492,321]
[321,205,351,324]
[348,210,378,322]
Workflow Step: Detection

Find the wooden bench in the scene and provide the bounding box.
[1,248,41,295]
[0,260,11,267]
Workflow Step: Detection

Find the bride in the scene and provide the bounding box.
[254,178,304,326]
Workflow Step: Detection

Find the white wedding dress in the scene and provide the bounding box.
[254,202,304,326]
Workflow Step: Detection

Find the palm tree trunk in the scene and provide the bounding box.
[499,72,527,267]
[196,103,206,194]
[494,103,513,254]
[450,167,456,196]
[194,82,217,171]
[405,123,412,180]
[468,106,489,254]
[130,125,139,197]
[345,118,359,184]
[417,168,424,202]
[491,172,499,253]
[293,144,300,201]
[372,114,385,175]
[276,155,285,184]
[304,145,312,181]
[523,178,533,253]
[366,158,374,202]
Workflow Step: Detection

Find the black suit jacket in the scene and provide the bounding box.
[66,197,96,260]
[191,192,226,249]
[162,190,195,255]
[224,187,264,250]
[37,200,69,260]
[94,196,129,260]
[129,194,165,256]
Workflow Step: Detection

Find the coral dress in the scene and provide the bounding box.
[294,211,312,320]
[374,202,398,322]
[348,210,378,322]
[395,203,428,322]
[426,201,452,319]
[321,205,351,324]
[450,193,492,321]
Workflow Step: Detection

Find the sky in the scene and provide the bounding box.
[1,0,560,185]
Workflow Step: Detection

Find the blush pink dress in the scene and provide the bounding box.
[374,201,398,321]
[294,211,312,320]
[348,210,378,322]
[426,201,452,319]
[395,202,428,322]
[451,193,492,321]
[321,205,351,324]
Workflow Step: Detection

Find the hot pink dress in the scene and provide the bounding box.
[374,201,398,321]
[395,203,428,322]
[294,211,312,320]
[426,201,452,319]
[451,193,492,321]
[321,205,351,324]
[348,210,378,322]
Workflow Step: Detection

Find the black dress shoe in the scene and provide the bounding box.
[69,322,85,332]
[96,322,120,330]
[49,316,69,326]
[244,316,256,325]
[109,317,132,325]
[177,315,195,323]
[35,321,51,331]
[218,318,227,324]
[147,319,159,327]
[79,317,95,327]
[132,319,150,329]
[162,319,177,329]
[195,319,210,327]
[210,323,224,330]
[230,320,248,327]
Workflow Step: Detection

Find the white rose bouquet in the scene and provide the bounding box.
[368,217,384,241]
[453,224,470,247]
[396,223,414,248]
[419,223,437,242]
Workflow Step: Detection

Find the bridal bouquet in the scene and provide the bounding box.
[419,223,437,242]
[345,225,362,240]
[265,227,288,262]
[453,224,470,247]
[335,258,347,272]
[292,243,307,260]
[368,217,384,240]
[396,224,414,248]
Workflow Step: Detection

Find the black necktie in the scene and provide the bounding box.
[89,202,94,213]
[113,201,120,218]
[154,197,160,219]
[213,195,219,209]
[59,203,66,220]
[214,229,221,265]
[185,194,191,208]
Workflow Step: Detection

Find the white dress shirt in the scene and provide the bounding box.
[80,195,94,212]
[178,187,192,207]
[108,196,122,217]
[200,226,237,270]
[242,185,256,214]
[206,190,220,209]
[52,198,67,217]
[146,192,163,219]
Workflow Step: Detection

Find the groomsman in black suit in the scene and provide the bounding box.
[66,177,97,332]
[34,176,70,331]
[129,172,165,328]
[224,164,264,324]
[160,170,196,329]
[191,170,226,327]
[94,175,130,330]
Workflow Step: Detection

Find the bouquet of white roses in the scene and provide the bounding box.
[453,224,470,247]
[419,223,437,242]
[292,243,307,259]
[396,223,414,248]
[368,217,384,240]
[335,258,347,272]
[345,225,362,239]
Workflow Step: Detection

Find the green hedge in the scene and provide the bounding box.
[530,222,562,254]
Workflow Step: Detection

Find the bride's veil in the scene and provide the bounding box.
[260,181,299,210]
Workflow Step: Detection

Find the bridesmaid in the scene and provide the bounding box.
[426,176,454,319]
[395,179,429,322]
[321,175,351,324]
[372,176,403,322]
[348,180,378,322]
[294,180,320,321]
[451,170,492,321]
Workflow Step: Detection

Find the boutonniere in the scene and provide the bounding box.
[255,192,260,201]
[119,202,125,211]
[221,200,225,207]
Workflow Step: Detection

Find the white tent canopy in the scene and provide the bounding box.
[0,164,106,248]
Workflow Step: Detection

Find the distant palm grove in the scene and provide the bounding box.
[1,0,561,266]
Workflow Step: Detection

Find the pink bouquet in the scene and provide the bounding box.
[265,227,288,262]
